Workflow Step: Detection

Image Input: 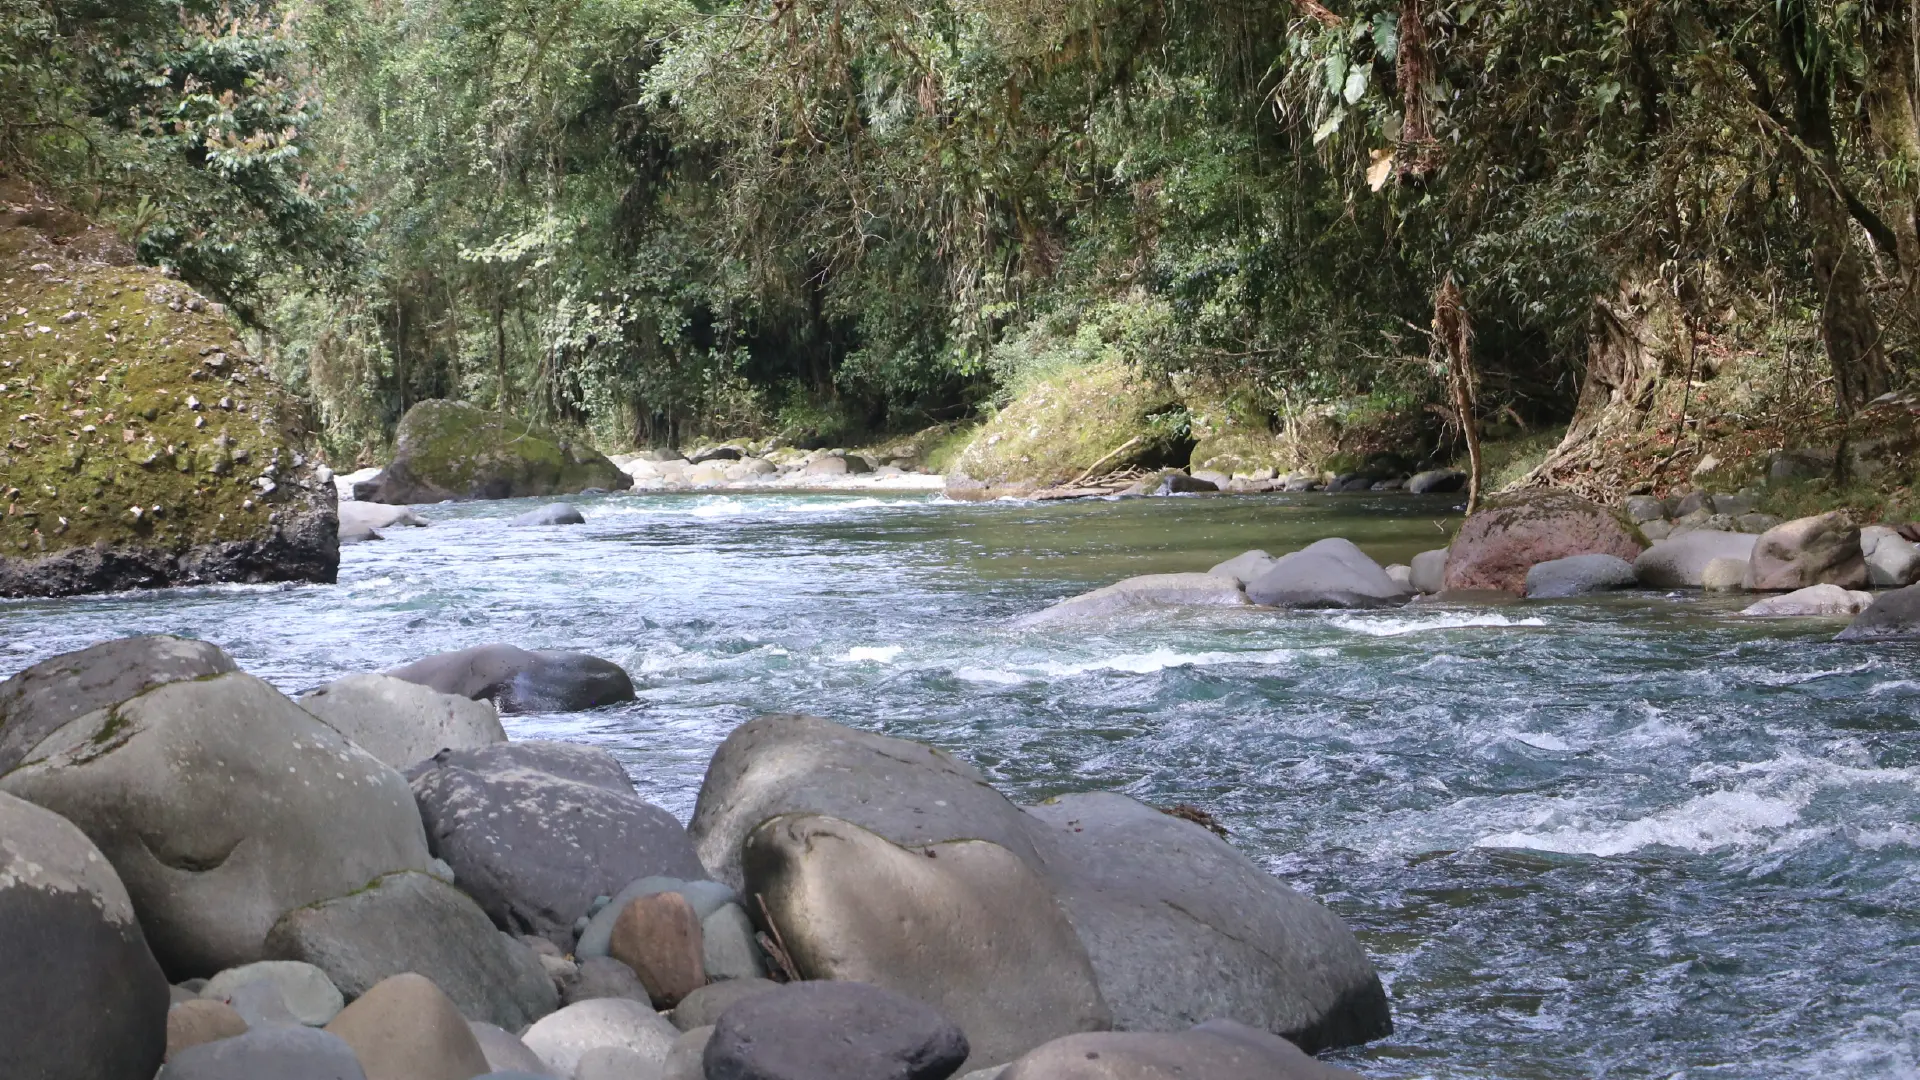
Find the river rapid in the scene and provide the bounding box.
[3,491,1918,1079]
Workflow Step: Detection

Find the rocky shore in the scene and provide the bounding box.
[0,635,1386,1079]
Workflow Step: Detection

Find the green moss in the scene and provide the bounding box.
[0,252,307,560]
[1480,427,1570,490]
[948,360,1189,490]
[921,422,983,475]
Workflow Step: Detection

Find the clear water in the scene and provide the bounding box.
[4,491,1918,1079]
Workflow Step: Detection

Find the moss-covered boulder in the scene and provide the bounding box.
[945,361,1191,499]
[0,185,336,597]
[1186,388,1291,477]
[355,400,632,504]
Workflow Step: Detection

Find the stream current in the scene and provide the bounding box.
[3,491,1918,1078]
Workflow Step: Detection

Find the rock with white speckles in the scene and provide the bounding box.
[265,870,557,1031]
[410,749,705,950]
[299,674,505,771]
[0,634,235,774]
[0,666,434,979]
[0,789,169,1080]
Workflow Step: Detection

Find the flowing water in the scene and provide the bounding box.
[4,491,1919,1078]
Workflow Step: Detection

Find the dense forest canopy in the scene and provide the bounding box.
[6,0,1918,463]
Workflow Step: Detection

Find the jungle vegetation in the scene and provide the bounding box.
[5,0,1919,462]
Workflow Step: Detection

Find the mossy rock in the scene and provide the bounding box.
[355,400,632,504]
[945,361,1191,499]
[1187,389,1288,476]
[0,188,336,597]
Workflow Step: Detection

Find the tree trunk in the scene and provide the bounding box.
[1432,274,1482,513]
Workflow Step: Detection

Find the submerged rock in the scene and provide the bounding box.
[1443,491,1644,594]
[510,503,585,527]
[352,400,630,504]
[0,790,169,1080]
[387,643,636,713]
[1012,573,1249,628]
[0,189,338,597]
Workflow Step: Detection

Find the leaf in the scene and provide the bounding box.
[1324,52,1348,98]
[1313,105,1347,145]
[1373,19,1399,60]
[1343,66,1370,105]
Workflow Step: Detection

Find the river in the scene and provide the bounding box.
[3,491,1917,1078]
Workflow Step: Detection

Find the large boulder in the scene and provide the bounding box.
[1407,469,1467,495]
[998,1020,1362,1080]
[0,190,337,598]
[0,668,433,977]
[322,973,491,1080]
[158,1025,368,1080]
[0,790,169,1080]
[1246,538,1407,609]
[299,674,505,770]
[1633,530,1757,588]
[1523,554,1638,599]
[744,814,1110,1069]
[688,714,1045,892]
[945,360,1192,500]
[1024,793,1388,1053]
[1207,550,1277,587]
[1011,574,1249,629]
[0,634,235,773]
[702,981,970,1080]
[410,743,705,948]
[353,400,630,504]
[1409,549,1448,594]
[1862,526,1920,587]
[1838,584,1920,640]
[265,871,557,1031]
[1743,512,1867,591]
[1442,491,1644,594]
[387,644,636,714]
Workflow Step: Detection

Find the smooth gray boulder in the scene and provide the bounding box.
[203,961,344,1027]
[662,1026,713,1080]
[998,1020,1362,1080]
[338,502,426,536]
[0,634,235,774]
[1523,554,1638,598]
[1623,495,1666,523]
[387,644,636,713]
[469,1021,551,1075]
[299,673,506,770]
[1409,548,1448,594]
[510,503,586,527]
[1208,550,1277,586]
[1012,573,1249,628]
[1744,512,1867,591]
[671,979,780,1032]
[559,956,651,1007]
[688,714,1045,892]
[1025,793,1389,1053]
[157,1025,368,1080]
[1407,469,1466,495]
[1739,584,1875,618]
[264,870,558,1031]
[1839,584,1920,640]
[744,814,1109,1069]
[520,998,679,1079]
[702,981,969,1080]
[0,790,168,1080]
[1863,527,1920,587]
[1245,538,1408,608]
[411,750,705,948]
[1633,530,1757,588]
[702,902,768,980]
[0,670,433,978]
[408,741,638,793]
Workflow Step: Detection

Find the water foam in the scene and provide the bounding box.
[842,645,904,663]
[1329,612,1548,637]
[955,647,1298,684]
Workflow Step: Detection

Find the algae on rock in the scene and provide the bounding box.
[353,400,632,504]
[0,185,336,597]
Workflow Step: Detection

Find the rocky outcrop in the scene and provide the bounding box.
[1245,539,1407,609]
[386,644,636,713]
[945,361,1192,500]
[1012,573,1249,628]
[1442,491,1644,594]
[0,660,433,978]
[409,742,705,948]
[298,673,506,770]
[1025,793,1389,1053]
[1743,512,1867,591]
[744,814,1110,1069]
[0,790,169,1080]
[352,400,630,504]
[0,187,337,597]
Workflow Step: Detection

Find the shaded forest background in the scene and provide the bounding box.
[6,0,1920,469]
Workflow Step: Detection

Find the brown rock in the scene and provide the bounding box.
[1000,1020,1364,1080]
[1744,512,1868,591]
[608,891,706,1008]
[323,973,490,1080]
[165,999,247,1061]
[1442,491,1644,594]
